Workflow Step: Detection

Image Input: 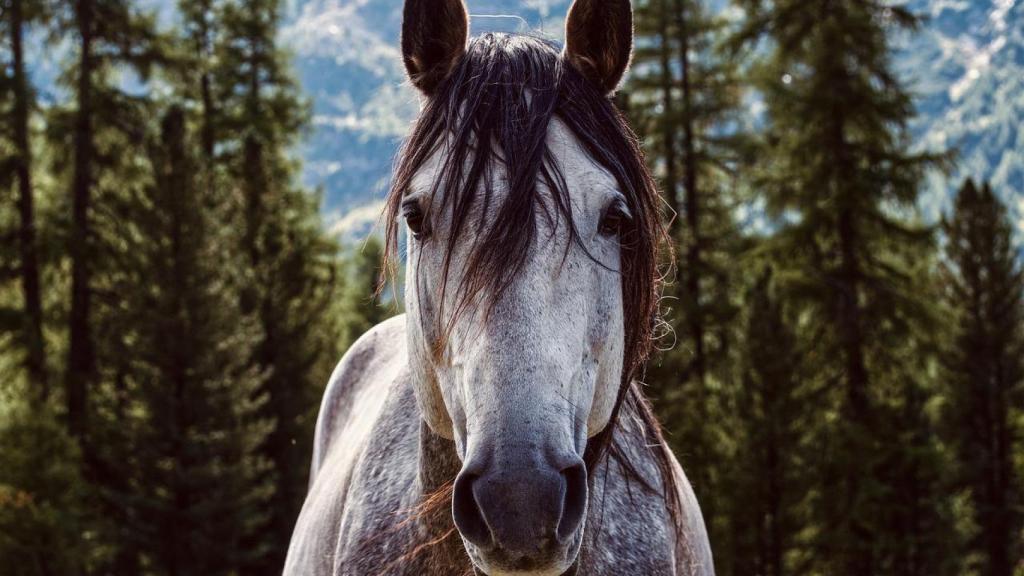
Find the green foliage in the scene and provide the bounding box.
[725,269,805,576]
[0,402,87,576]
[943,179,1024,576]
[96,107,273,574]
[0,0,365,573]
[726,1,955,574]
[206,1,339,570]
[337,237,394,351]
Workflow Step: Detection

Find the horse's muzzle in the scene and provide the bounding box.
[453,451,588,573]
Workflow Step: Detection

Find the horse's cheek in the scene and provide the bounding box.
[405,307,456,440]
[414,373,456,440]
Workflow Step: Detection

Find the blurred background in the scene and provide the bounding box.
[0,0,1022,575]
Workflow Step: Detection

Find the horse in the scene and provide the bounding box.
[283,0,714,574]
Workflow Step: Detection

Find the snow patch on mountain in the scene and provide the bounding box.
[282,0,402,77]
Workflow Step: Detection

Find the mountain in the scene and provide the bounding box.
[899,0,1024,230]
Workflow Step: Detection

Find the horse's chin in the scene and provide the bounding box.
[462,529,584,576]
[467,557,573,576]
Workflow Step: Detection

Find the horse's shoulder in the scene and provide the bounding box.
[588,398,714,576]
[666,449,715,576]
[312,315,408,475]
[286,317,418,576]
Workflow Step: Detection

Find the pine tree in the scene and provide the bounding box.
[176,0,219,165]
[0,0,49,403]
[727,269,803,576]
[51,3,167,570]
[58,0,165,444]
[338,237,392,351]
[731,1,946,573]
[214,0,340,568]
[110,106,273,575]
[943,179,1024,576]
[628,0,746,549]
[630,0,745,383]
[869,263,959,576]
[874,339,957,576]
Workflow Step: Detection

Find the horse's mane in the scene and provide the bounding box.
[382,31,685,557]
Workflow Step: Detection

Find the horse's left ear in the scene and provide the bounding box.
[563,0,633,94]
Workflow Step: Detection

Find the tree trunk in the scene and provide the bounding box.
[829,70,873,576]
[67,0,96,440]
[986,354,1012,576]
[10,0,48,403]
[674,0,706,388]
[836,210,868,422]
[201,72,215,163]
[243,33,266,268]
[767,434,784,576]
[199,0,216,166]
[656,0,679,241]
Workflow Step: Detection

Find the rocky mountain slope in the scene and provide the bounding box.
[899,0,1024,227]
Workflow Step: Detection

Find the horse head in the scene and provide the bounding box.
[387,1,663,573]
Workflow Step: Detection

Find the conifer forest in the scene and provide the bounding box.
[0,0,1021,574]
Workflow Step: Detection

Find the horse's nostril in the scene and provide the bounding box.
[452,471,493,548]
[557,461,588,542]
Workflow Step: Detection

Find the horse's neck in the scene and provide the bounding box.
[411,420,475,575]
[418,420,461,492]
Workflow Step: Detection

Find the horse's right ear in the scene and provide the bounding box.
[563,0,633,94]
[401,0,469,95]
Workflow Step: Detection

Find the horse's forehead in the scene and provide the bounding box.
[410,117,618,209]
[545,118,619,199]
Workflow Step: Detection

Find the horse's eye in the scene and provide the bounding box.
[402,200,428,239]
[599,199,631,237]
